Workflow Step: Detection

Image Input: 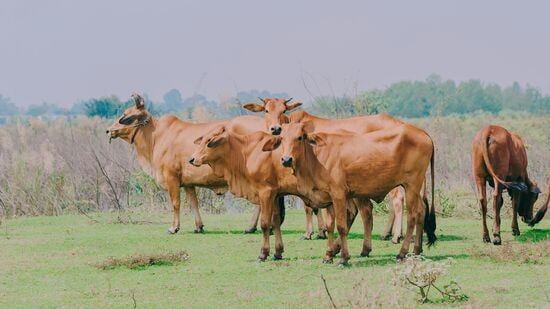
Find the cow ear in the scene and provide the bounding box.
[285,102,302,111]
[307,133,327,147]
[262,136,281,151]
[207,135,226,148]
[243,103,265,112]
[207,127,227,148]
[194,136,203,145]
[531,186,541,194]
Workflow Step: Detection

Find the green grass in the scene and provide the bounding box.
[0,210,549,308]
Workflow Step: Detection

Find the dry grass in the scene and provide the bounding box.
[96,250,190,270]
[470,240,550,264]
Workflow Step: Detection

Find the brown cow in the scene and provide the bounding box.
[242,98,403,135]
[472,125,542,245]
[244,98,405,243]
[106,93,266,234]
[265,122,437,265]
[189,125,373,261]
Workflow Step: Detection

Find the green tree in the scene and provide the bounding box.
[161,89,184,113]
[0,95,19,116]
[84,95,122,118]
[26,102,66,117]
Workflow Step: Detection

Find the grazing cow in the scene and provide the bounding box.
[472,125,542,245]
[243,97,405,243]
[189,125,373,261]
[265,122,436,265]
[106,93,266,234]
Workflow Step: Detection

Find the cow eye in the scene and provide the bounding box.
[297,136,303,141]
[265,110,269,114]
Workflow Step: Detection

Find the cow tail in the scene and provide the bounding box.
[277,196,286,226]
[529,189,549,226]
[424,141,437,247]
[480,129,527,192]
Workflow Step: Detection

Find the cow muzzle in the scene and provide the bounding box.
[189,157,202,167]
[281,156,293,168]
[270,126,282,135]
[106,129,118,143]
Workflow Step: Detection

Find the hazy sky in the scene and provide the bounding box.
[1,1,549,107]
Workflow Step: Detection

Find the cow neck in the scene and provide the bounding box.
[218,133,263,200]
[131,118,156,168]
[295,142,331,192]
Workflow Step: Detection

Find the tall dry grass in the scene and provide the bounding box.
[0,113,547,218]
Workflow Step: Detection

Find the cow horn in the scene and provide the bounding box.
[284,98,293,104]
[132,93,145,108]
[258,97,267,104]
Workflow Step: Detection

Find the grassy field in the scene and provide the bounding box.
[0,209,549,308]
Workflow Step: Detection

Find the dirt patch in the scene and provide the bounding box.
[96,250,189,270]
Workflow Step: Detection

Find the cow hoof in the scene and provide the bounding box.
[315,234,327,240]
[492,237,502,246]
[322,257,334,264]
[244,228,257,234]
[395,254,406,262]
[337,262,348,268]
[257,256,267,263]
[380,234,390,241]
[300,235,311,240]
[167,227,180,235]
[391,238,400,244]
[272,255,283,261]
[482,236,491,243]
[512,229,520,236]
[360,249,371,257]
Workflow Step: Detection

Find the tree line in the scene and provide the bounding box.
[1,75,549,120]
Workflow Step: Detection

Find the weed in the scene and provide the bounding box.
[96,250,190,270]
[391,255,468,304]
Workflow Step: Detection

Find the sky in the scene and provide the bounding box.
[1,0,549,107]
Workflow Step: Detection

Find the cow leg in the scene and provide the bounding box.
[315,209,327,239]
[323,206,336,263]
[413,197,425,255]
[492,183,503,245]
[381,200,395,241]
[166,182,182,234]
[511,191,521,236]
[272,203,284,260]
[475,178,491,243]
[301,206,314,240]
[245,206,260,234]
[258,192,275,261]
[359,200,373,257]
[333,197,350,266]
[392,197,404,244]
[397,190,420,260]
[184,187,204,233]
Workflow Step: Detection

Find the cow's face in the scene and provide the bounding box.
[265,123,325,169]
[189,125,228,167]
[106,93,151,144]
[518,184,541,222]
[243,98,302,135]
